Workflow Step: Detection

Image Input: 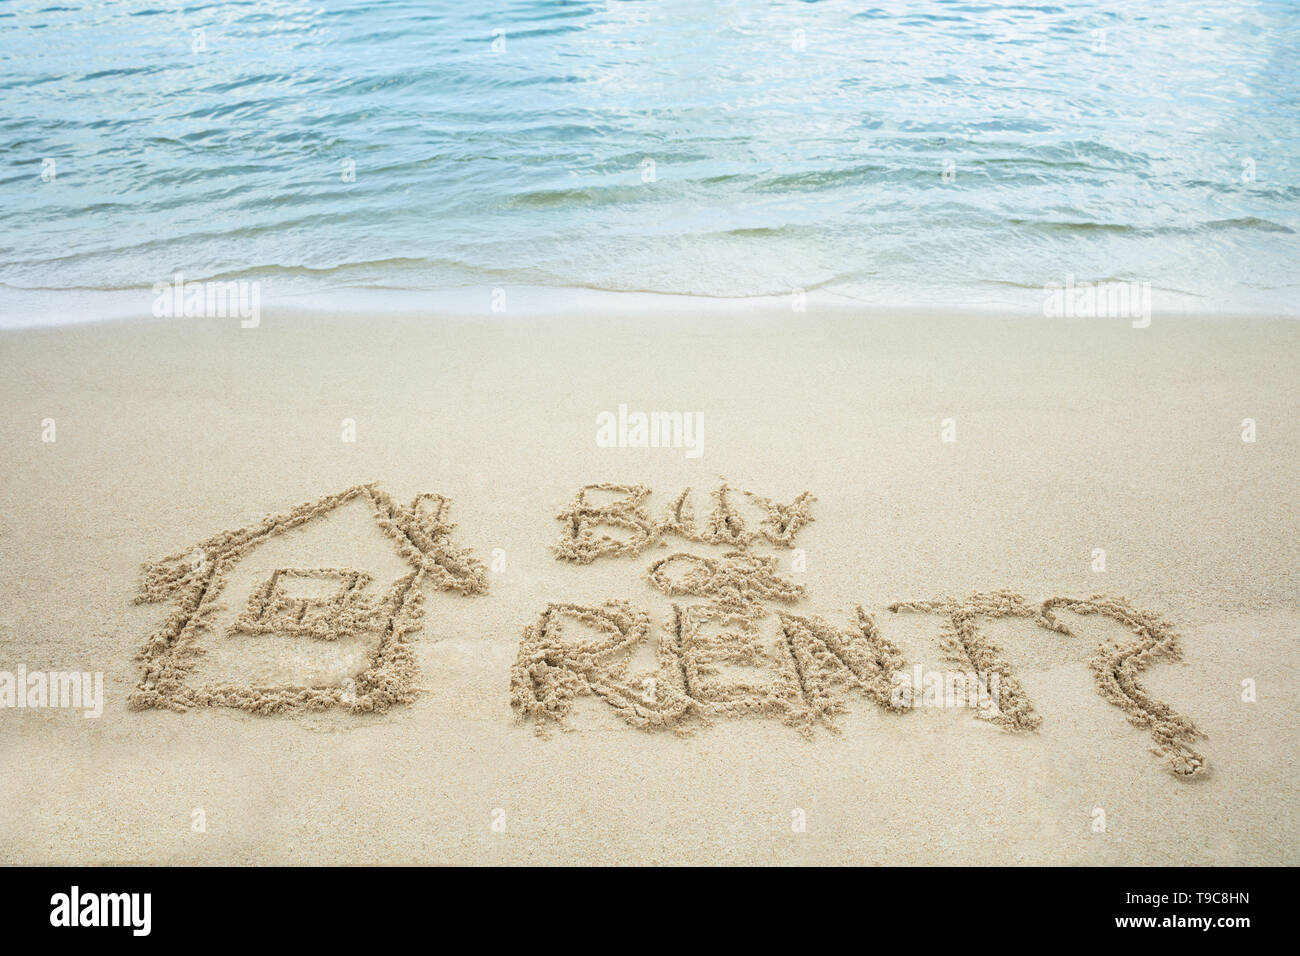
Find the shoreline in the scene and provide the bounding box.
[3,283,1297,331]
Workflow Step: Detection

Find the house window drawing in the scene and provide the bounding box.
[232,569,376,639]
[130,483,487,714]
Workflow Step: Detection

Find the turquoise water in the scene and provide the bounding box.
[2,0,1299,319]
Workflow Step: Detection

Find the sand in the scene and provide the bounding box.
[0,306,1297,865]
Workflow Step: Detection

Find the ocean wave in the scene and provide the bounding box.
[1,0,1298,315]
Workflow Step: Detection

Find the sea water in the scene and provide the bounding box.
[1,0,1298,324]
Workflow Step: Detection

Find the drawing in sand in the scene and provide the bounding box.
[512,482,1207,777]
[130,483,486,714]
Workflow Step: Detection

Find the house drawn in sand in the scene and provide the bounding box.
[130,483,487,714]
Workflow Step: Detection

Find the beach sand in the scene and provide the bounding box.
[1,307,1297,865]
